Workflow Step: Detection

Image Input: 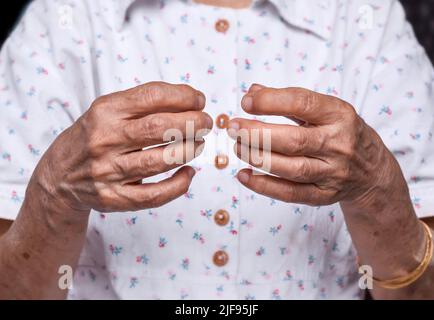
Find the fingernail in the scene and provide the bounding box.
[242,96,253,111]
[249,84,265,93]
[237,171,250,184]
[197,93,206,109]
[205,114,213,128]
[227,121,240,140]
[186,166,196,178]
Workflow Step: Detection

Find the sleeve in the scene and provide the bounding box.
[358,0,434,219]
[0,0,93,220]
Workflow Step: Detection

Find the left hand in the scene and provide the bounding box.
[228,84,405,208]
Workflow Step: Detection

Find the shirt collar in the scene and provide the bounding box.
[115,0,336,39]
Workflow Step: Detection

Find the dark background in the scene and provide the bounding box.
[0,0,433,62]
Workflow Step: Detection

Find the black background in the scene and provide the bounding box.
[0,0,433,62]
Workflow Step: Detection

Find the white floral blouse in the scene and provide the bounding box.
[0,0,434,299]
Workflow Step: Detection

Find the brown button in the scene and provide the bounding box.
[216,114,230,129]
[213,250,229,267]
[215,154,229,170]
[214,209,230,226]
[215,19,230,34]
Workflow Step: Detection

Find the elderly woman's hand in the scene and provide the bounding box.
[228,84,404,209]
[228,84,434,300]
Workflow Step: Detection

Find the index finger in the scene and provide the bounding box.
[241,86,349,124]
[102,82,206,117]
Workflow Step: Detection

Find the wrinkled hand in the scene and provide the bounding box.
[228,84,403,207]
[33,82,212,213]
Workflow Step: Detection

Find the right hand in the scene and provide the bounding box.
[30,82,212,214]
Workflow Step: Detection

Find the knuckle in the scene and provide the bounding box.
[143,115,168,138]
[142,82,167,106]
[294,88,318,114]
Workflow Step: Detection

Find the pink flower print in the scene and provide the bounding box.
[148,210,158,219]
[240,279,252,286]
[379,56,390,64]
[109,245,122,256]
[207,65,216,75]
[296,65,305,73]
[159,237,168,248]
[240,219,253,229]
[184,191,194,199]
[193,231,205,244]
[181,258,189,270]
[168,271,176,281]
[58,62,66,70]
[180,73,191,83]
[322,238,329,248]
[244,59,252,70]
[117,54,128,63]
[271,289,281,300]
[410,133,421,141]
[243,36,255,44]
[129,277,139,288]
[256,246,265,256]
[88,270,96,282]
[379,105,392,116]
[11,191,23,203]
[319,64,328,72]
[200,209,212,220]
[126,216,138,226]
[187,39,195,47]
[36,66,48,75]
[336,276,345,288]
[332,242,339,252]
[219,271,230,280]
[136,254,149,265]
[332,64,344,73]
[231,196,239,209]
[298,52,308,60]
[308,255,316,266]
[261,271,272,280]
[99,213,106,219]
[298,280,305,291]
[72,38,84,45]
[284,270,293,281]
[240,82,248,93]
[21,111,28,120]
[27,86,36,97]
[301,224,314,232]
[410,176,422,183]
[293,207,302,215]
[2,152,11,162]
[372,83,383,91]
[279,247,289,255]
[176,213,184,228]
[328,211,335,222]
[326,87,339,96]
[211,186,223,192]
[405,91,414,99]
[180,289,189,300]
[227,221,238,236]
[28,144,40,156]
[269,224,282,236]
